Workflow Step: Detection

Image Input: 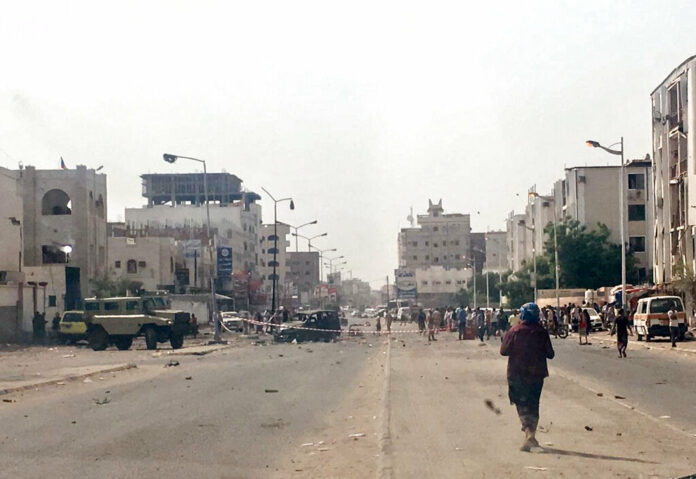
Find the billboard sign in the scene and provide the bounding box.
[216,246,233,280]
[395,269,417,299]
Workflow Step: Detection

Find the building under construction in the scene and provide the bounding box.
[141,172,245,206]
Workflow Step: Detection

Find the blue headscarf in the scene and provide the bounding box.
[520,302,540,324]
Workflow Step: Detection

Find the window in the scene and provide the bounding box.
[412,255,418,260]
[42,245,69,264]
[629,236,646,252]
[412,241,418,247]
[127,259,137,273]
[442,241,447,246]
[433,243,438,248]
[638,268,647,281]
[421,281,428,286]
[425,241,429,246]
[455,240,460,246]
[434,257,439,263]
[628,173,645,190]
[425,255,430,260]
[103,301,119,311]
[114,260,121,268]
[650,298,683,313]
[445,280,452,285]
[48,295,57,307]
[126,301,140,311]
[628,205,646,221]
[41,189,72,215]
[138,261,147,268]
[84,302,100,311]
[433,226,439,232]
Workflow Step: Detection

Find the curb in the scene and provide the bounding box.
[168,344,232,356]
[0,363,137,396]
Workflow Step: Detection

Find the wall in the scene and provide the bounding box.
[0,169,23,271]
[108,236,178,291]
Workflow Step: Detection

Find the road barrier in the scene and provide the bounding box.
[232,317,438,335]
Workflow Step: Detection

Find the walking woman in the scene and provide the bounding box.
[611,308,632,358]
[578,310,589,345]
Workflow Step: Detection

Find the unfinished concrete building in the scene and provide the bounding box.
[141,173,243,206]
[652,55,696,285]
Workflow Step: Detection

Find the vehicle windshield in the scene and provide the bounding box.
[650,298,684,313]
[62,313,83,322]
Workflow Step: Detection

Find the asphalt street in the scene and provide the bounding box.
[2,325,696,478]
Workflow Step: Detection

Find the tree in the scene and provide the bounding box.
[464,272,503,307]
[91,275,144,298]
[542,219,638,289]
[500,256,555,308]
[452,288,470,307]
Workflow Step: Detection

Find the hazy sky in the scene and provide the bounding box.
[2,1,696,287]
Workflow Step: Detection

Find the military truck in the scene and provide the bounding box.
[83,296,191,351]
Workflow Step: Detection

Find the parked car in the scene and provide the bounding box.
[221,311,248,332]
[634,296,687,342]
[274,310,341,343]
[58,311,87,343]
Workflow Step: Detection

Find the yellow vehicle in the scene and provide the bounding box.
[58,311,87,343]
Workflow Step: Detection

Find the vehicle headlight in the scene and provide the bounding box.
[167,320,173,325]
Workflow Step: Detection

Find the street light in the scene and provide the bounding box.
[518,219,537,303]
[292,232,328,252]
[586,138,626,310]
[325,256,346,276]
[163,153,224,343]
[313,247,337,283]
[261,187,295,313]
[529,192,560,313]
[288,220,318,252]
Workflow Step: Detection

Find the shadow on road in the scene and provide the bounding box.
[537,447,657,464]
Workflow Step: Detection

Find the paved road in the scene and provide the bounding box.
[3,325,696,478]
[0,334,386,478]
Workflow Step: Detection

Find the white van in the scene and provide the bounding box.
[633,296,687,342]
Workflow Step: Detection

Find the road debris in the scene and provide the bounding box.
[83,377,93,383]
[484,399,501,415]
[301,442,314,447]
[265,389,279,393]
[185,376,192,380]
[2,399,15,403]
[659,415,671,419]
[596,392,604,397]
[614,395,626,399]
[164,360,180,367]
[56,382,65,386]
[525,466,548,471]
[585,425,593,431]
[348,433,366,438]
[62,354,76,358]
[93,397,111,406]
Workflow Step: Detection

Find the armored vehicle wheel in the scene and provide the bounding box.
[89,327,109,351]
[114,336,133,351]
[144,327,158,350]
[170,333,184,350]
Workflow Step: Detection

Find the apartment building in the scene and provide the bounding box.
[506,212,528,272]
[286,251,320,302]
[651,55,696,285]
[398,200,471,270]
[552,162,654,282]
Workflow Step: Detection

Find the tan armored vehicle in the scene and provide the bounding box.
[83,296,191,351]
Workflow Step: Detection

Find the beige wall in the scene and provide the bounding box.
[108,236,178,291]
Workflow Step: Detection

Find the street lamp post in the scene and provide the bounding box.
[292,232,328,253]
[163,153,224,343]
[313,247,337,283]
[288,220,318,252]
[261,187,295,313]
[586,138,626,310]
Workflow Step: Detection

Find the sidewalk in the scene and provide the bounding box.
[0,333,240,396]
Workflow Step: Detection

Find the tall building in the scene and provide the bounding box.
[651,55,696,285]
[553,163,654,282]
[259,223,291,303]
[16,164,107,298]
[506,212,528,272]
[286,251,320,304]
[126,172,261,276]
[398,199,471,270]
[484,231,507,273]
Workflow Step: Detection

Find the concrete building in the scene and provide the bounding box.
[651,55,696,285]
[484,231,507,273]
[553,162,654,282]
[126,175,261,276]
[107,235,180,292]
[414,266,473,307]
[340,278,372,309]
[506,212,528,272]
[398,200,472,271]
[13,165,107,299]
[286,251,320,304]
[259,223,291,303]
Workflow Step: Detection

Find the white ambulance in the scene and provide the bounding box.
[633,296,687,342]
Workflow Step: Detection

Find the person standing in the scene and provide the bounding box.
[578,310,589,345]
[611,308,632,358]
[376,314,382,334]
[32,311,46,345]
[500,302,555,452]
[428,309,439,342]
[417,308,426,335]
[458,306,468,340]
[497,308,509,337]
[445,307,453,332]
[385,310,393,333]
[668,308,679,348]
[476,308,486,342]
[51,312,61,343]
[491,308,499,337]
